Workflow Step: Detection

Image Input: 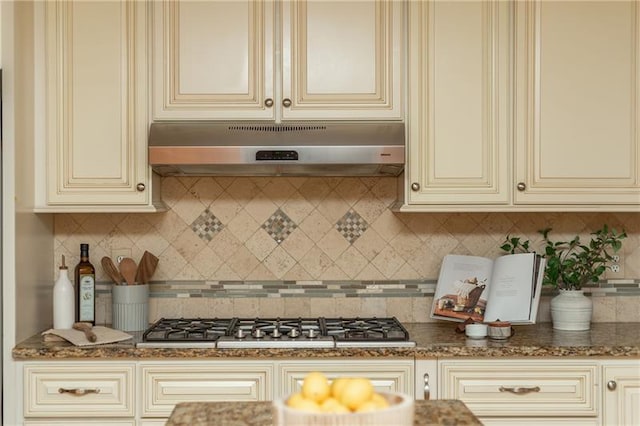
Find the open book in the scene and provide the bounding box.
[431,253,545,324]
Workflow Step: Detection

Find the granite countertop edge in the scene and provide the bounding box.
[12,322,640,360]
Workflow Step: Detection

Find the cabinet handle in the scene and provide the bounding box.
[411,182,420,191]
[282,98,292,108]
[607,380,617,391]
[516,182,526,191]
[499,386,540,395]
[136,183,145,192]
[423,373,430,400]
[58,388,101,396]
[264,98,274,108]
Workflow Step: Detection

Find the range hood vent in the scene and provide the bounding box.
[148,122,405,177]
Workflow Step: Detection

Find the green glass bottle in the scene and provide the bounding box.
[75,243,96,325]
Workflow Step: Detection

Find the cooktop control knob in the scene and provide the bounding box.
[252,329,265,338]
[235,329,247,339]
[307,329,318,338]
[272,328,282,338]
[288,328,300,338]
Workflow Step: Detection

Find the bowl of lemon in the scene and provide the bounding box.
[272,372,414,426]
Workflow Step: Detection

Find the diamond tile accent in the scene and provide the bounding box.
[262,208,297,244]
[191,208,224,242]
[336,209,369,244]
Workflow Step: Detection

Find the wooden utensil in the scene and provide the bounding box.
[119,257,137,286]
[135,251,159,284]
[101,256,123,285]
[72,322,97,342]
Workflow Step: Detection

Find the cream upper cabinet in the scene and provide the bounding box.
[402,0,640,212]
[404,0,511,206]
[514,0,640,207]
[38,0,162,212]
[152,0,403,121]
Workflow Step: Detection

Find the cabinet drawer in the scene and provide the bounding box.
[24,363,135,418]
[439,360,598,417]
[25,420,135,426]
[277,360,414,399]
[140,362,273,417]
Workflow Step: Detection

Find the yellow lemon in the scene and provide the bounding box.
[286,393,306,408]
[371,392,390,409]
[289,397,322,413]
[338,377,374,411]
[355,400,379,413]
[320,397,349,413]
[301,372,331,403]
[329,377,351,400]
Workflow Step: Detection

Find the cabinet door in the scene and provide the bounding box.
[152,0,275,120]
[140,362,273,418]
[405,0,510,206]
[603,362,640,426]
[276,360,414,399]
[43,1,153,209]
[514,0,640,207]
[281,0,403,120]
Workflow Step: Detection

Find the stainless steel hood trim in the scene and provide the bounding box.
[148,122,405,177]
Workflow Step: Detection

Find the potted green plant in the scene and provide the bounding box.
[501,225,626,331]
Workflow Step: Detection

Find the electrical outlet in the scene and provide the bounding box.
[111,248,131,264]
[607,252,624,278]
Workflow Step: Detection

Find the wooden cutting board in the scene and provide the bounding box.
[42,326,133,346]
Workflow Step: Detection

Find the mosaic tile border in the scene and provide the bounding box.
[97,279,640,298]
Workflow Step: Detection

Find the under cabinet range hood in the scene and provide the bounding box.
[148,122,405,177]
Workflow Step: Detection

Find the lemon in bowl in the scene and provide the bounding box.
[273,372,414,426]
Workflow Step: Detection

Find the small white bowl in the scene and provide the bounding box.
[272,391,414,426]
[465,323,488,339]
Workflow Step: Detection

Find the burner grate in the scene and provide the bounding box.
[141,316,412,347]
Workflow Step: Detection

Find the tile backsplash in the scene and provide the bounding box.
[54,176,640,322]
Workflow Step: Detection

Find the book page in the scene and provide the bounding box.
[431,255,494,322]
[483,253,538,323]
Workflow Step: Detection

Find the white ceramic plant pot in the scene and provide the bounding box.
[550,289,593,331]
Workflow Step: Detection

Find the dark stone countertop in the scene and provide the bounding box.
[12,322,640,360]
[165,399,482,426]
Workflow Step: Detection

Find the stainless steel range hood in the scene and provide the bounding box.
[148,122,405,177]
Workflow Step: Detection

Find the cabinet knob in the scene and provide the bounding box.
[411,182,420,191]
[607,380,617,391]
[264,98,274,108]
[136,183,146,192]
[282,98,292,108]
[516,182,527,191]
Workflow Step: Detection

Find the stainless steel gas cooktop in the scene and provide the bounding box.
[137,317,416,349]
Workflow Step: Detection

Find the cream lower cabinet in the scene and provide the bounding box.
[275,359,415,399]
[602,360,640,426]
[35,1,162,213]
[140,359,413,423]
[403,0,640,212]
[438,359,600,425]
[152,0,403,121]
[22,362,135,425]
[139,361,274,421]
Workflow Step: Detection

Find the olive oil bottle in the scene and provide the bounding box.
[75,243,96,325]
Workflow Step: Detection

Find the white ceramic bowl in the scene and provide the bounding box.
[272,391,414,426]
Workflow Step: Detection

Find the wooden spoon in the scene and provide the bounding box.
[73,322,97,342]
[135,251,159,284]
[119,257,137,286]
[101,256,123,285]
